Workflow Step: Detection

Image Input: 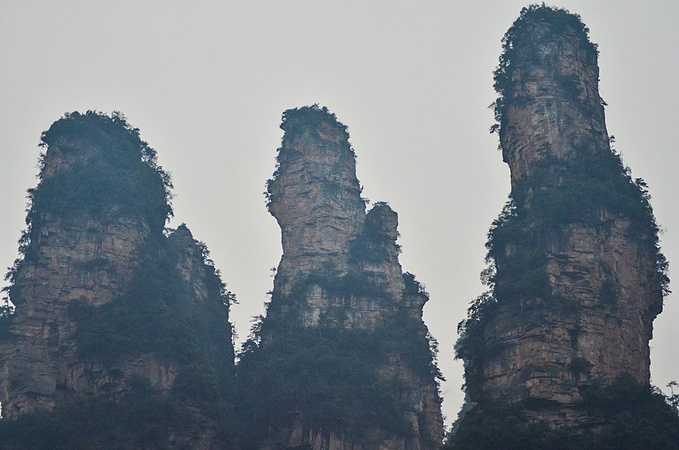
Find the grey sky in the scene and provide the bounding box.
[1,0,678,427]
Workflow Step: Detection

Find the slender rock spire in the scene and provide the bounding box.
[456,5,667,429]
[240,105,443,449]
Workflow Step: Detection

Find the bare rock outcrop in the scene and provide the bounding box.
[240,105,443,449]
[455,5,668,431]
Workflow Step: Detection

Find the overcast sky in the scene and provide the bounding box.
[2,0,678,427]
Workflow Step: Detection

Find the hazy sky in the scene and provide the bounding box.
[2,0,678,427]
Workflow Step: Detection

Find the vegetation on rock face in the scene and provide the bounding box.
[237,271,442,447]
[279,103,350,141]
[350,202,402,263]
[458,4,670,400]
[490,5,599,138]
[69,230,235,368]
[32,111,173,229]
[445,375,679,449]
[0,377,194,449]
[63,230,239,447]
[0,113,239,448]
[456,145,669,403]
[454,4,675,445]
[4,111,174,296]
[265,104,356,207]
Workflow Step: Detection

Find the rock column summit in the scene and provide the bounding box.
[456,5,668,429]
[239,105,443,449]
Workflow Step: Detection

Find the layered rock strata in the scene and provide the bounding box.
[0,112,235,447]
[457,6,667,428]
[242,105,443,449]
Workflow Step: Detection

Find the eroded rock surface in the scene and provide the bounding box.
[0,112,235,448]
[456,6,666,430]
[242,105,443,449]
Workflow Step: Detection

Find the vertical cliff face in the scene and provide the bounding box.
[267,109,366,296]
[0,112,235,448]
[495,8,608,186]
[456,5,668,430]
[240,105,443,449]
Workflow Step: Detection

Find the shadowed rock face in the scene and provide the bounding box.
[248,105,443,449]
[0,211,151,417]
[0,112,234,448]
[459,7,666,428]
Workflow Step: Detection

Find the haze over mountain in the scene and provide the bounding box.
[1,1,678,430]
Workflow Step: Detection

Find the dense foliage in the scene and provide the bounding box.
[279,104,350,140]
[456,144,669,401]
[350,202,402,262]
[69,238,234,365]
[0,113,240,447]
[0,298,14,339]
[0,377,189,449]
[445,375,679,449]
[4,111,174,296]
[31,111,173,230]
[237,272,441,448]
[0,375,242,449]
[64,227,238,444]
[0,229,241,448]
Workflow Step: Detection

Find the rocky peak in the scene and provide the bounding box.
[495,6,607,185]
[240,105,443,449]
[267,106,366,294]
[167,224,211,304]
[365,202,399,240]
[0,112,235,448]
[455,5,669,434]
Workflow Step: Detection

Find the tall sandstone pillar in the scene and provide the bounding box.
[0,112,236,448]
[239,105,443,449]
[456,6,667,428]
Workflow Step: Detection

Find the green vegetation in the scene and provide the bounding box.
[445,375,679,449]
[279,103,350,140]
[237,271,442,447]
[453,4,674,446]
[0,375,241,449]
[491,5,599,137]
[0,108,443,447]
[4,111,174,298]
[350,202,402,263]
[238,326,412,443]
[456,147,669,401]
[0,112,239,447]
[0,298,14,339]
[458,5,669,404]
[68,240,234,368]
[63,227,238,445]
[31,111,173,230]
